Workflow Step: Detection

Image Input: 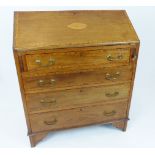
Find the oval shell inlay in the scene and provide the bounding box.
[67,22,87,30]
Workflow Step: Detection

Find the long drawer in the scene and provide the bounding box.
[25,48,130,71]
[26,83,130,113]
[23,66,132,93]
[29,102,128,132]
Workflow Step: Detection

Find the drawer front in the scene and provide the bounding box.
[25,48,130,71]
[29,102,128,132]
[23,66,132,93]
[26,83,130,113]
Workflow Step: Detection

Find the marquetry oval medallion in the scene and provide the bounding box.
[67,22,87,30]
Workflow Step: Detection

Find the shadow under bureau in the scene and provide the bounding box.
[13,10,140,147]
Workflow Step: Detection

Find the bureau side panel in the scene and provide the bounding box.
[14,51,32,134]
[126,43,140,117]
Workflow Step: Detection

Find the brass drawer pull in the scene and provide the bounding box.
[103,110,116,116]
[38,79,56,86]
[105,91,119,97]
[38,80,44,86]
[35,58,55,67]
[107,54,123,61]
[44,118,57,125]
[105,72,120,80]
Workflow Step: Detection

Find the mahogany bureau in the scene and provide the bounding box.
[13,10,140,147]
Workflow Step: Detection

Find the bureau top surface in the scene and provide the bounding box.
[13,10,139,51]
